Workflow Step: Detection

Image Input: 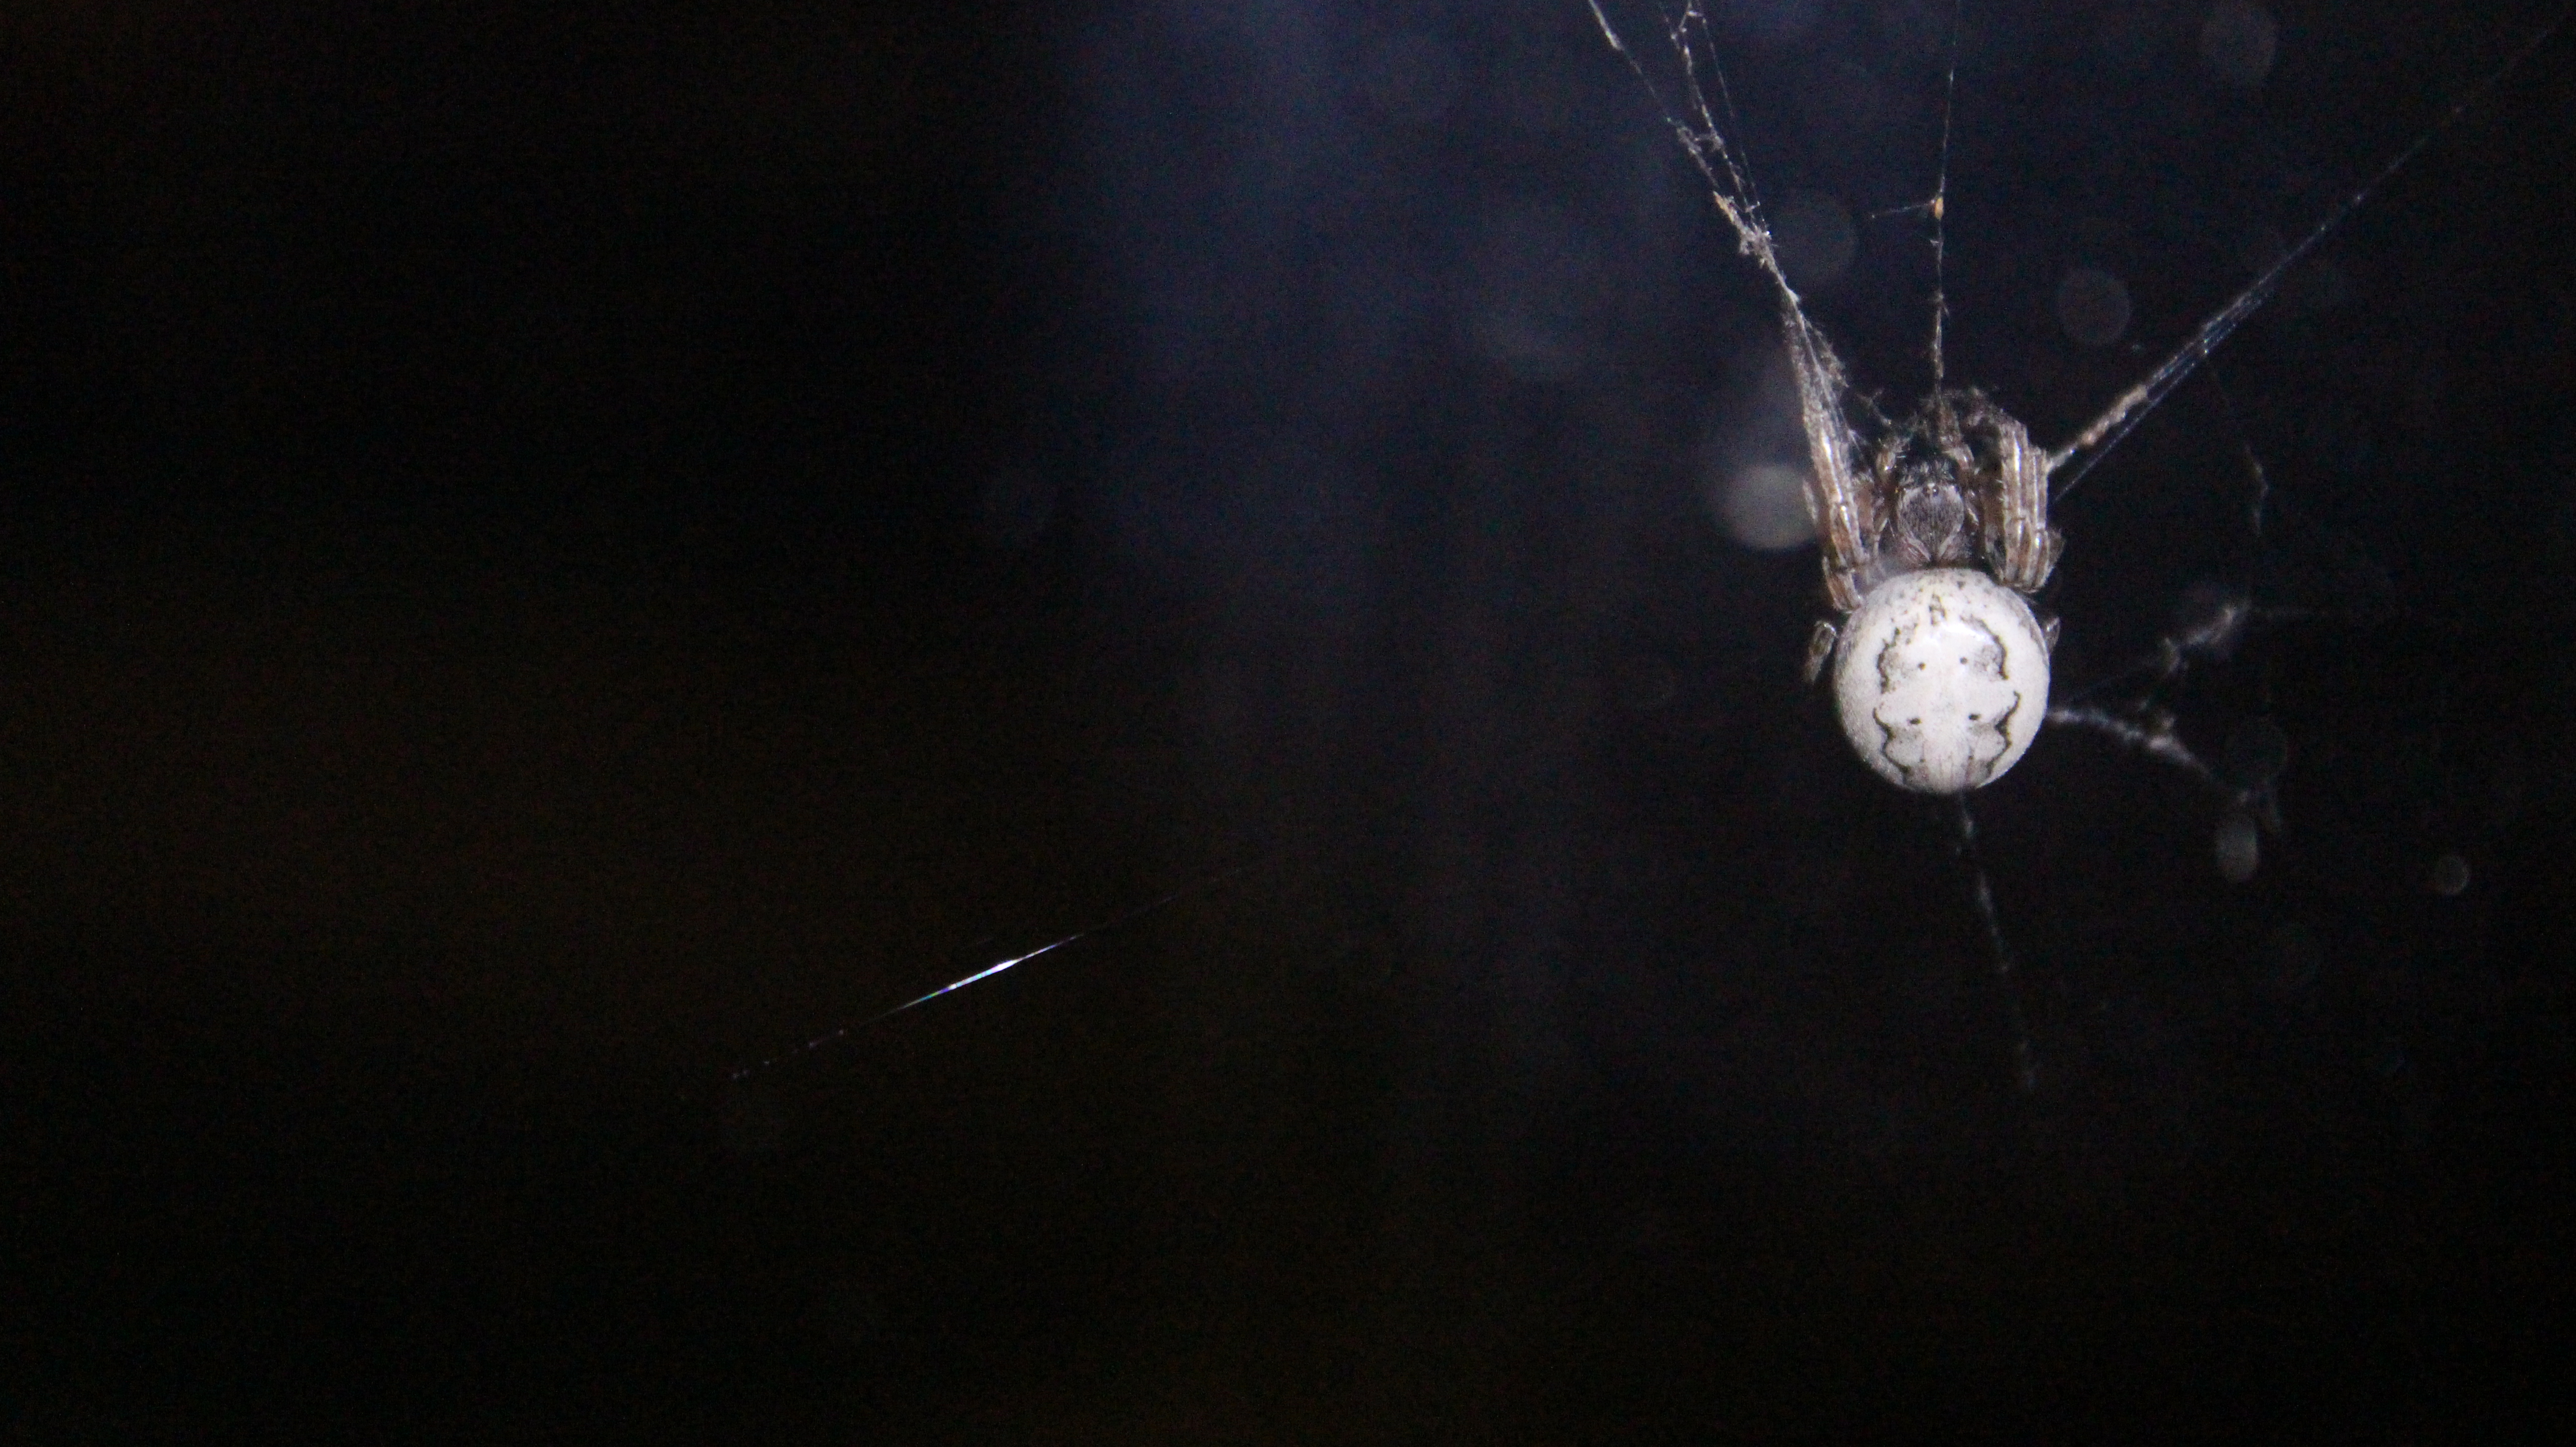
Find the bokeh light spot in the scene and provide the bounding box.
[2055,265,2132,348]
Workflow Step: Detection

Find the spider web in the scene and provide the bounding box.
[1590,0,2570,506]
[1586,0,2569,1096]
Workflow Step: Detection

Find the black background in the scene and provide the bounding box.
[7,0,2574,1438]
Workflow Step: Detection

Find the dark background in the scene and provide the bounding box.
[6,0,2573,1438]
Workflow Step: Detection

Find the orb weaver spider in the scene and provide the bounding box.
[1589,0,2560,799]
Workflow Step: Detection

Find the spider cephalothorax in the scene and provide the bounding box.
[1866,390,2065,591]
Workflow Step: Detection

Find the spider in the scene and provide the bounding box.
[728,2,2562,1096]
[1589,0,2563,797]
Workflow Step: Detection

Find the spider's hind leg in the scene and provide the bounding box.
[2043,427,2368,878]
[1803,619,1839,686]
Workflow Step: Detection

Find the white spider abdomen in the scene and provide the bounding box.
[1832,568,2050,794]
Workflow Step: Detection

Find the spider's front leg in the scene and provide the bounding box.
[1780,313,1877,616]
[1958,394,2062,597]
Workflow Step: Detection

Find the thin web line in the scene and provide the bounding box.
[724,860,1261,1083]
[1953,798,2037,1095]
[1928,0,1964,397]
[2048,6,2570,500]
